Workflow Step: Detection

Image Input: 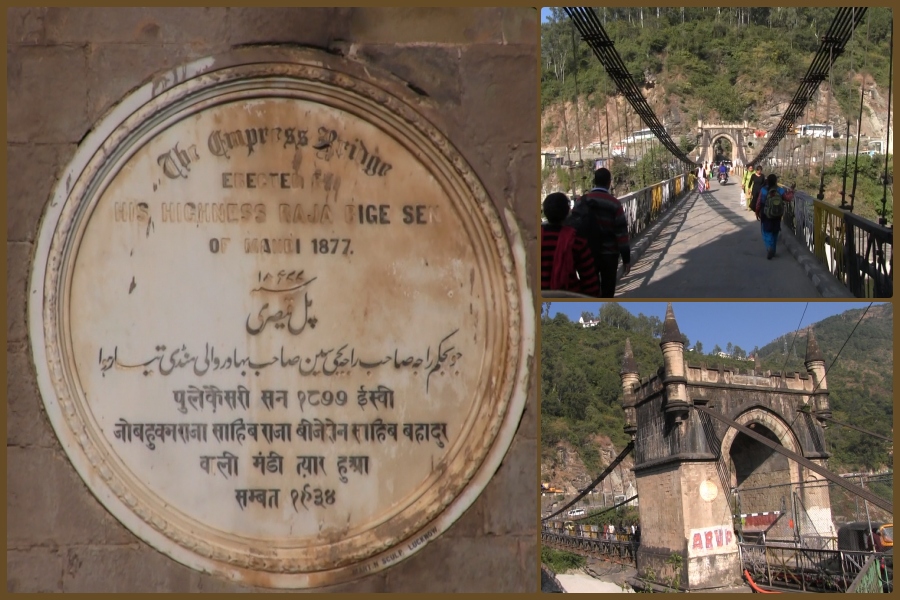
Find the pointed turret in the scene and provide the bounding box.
[621,338,639,375]
[805,326,824,363]
[620,338,639,437]
[804,326,830,421]
[658,304,690,421]
[660,303,684,345]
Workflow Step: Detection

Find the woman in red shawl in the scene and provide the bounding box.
[541,192,601,296]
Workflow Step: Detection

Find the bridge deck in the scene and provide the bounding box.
[618,180,822,298]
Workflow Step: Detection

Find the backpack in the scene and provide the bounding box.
[764,187,785,219]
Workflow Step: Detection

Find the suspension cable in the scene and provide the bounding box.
[839,11,858,208]
[543,441,634,521]
[816,43,834,200]
[565,7,695,168]
[694,404,892,513]
[848,10,871,212]
[879,16,892,225]
[752,8,867,166]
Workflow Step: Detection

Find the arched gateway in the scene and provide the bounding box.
[620,304,834,591]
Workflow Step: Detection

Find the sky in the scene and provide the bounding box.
[541,7,550,23]
[546,302,882,353]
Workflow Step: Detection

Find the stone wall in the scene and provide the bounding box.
[7,7,538,592]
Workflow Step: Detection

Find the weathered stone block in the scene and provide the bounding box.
[7,242,32,344]
[7,7,48,44]
[86,44,212,123]
[519,535,538,589]
[457,45,536,149]
[497,7,539,46]
[483,436,536,536]
[62,546,193,592]
[354,44,462,107]
[7,45,90,143]
[6,547,64,592]
[444,489,485,539]
[7,446,135,548]
[187,565,388,592]
[519,377,538,440]
[44,7,229,45]
[385,534,529,592]
[225,7,351,48]
[7,143,75,243]
[347,7,519,45]
[6,344,58,448]
[508,142,540,230]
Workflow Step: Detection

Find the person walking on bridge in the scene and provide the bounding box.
[755,173,794,260]
[540,192,601,296]
[566,168,631,297]
[748,164,766,212]
[741,166,754,209]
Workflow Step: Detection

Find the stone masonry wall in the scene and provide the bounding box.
[7,7,538,592]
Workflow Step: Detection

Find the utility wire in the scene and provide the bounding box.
[572,494,638,522]
[809,302,873,396]
[815,413,893,442]
[779,302,809,375]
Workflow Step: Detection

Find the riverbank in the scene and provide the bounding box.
[556,572,635,593]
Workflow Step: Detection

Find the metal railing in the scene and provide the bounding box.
[784,191,893,297]
[542,525,639,564]
[739,542,886,592]
[618,173,690,241]
[847,554,887,593]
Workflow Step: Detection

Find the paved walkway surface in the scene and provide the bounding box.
[618,181,823,298]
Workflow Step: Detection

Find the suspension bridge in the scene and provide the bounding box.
[541,304,893,593]
[544,7,893,299]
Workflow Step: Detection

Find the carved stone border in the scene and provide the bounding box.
[29,48,534,588]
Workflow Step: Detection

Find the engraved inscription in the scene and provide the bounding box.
[33,55,527,587]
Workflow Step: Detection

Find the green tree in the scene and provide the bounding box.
[694,341,703,354]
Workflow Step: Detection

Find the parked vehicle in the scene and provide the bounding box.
[838,522,893,552]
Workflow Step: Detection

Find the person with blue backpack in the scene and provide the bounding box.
[754,173,795,260]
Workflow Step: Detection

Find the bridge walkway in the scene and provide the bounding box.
[618,179,823,298]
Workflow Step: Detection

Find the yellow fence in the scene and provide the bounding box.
[813,201,847,286]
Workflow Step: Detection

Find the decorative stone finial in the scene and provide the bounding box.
[621,338,638,375]
[660,303,683,345]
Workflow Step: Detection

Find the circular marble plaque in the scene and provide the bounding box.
[29,49,533,588]
[699,480,719,502]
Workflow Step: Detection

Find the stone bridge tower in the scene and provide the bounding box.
[620,305,834,591]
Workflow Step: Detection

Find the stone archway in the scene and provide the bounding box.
[709,134,736,163]
[721,407,801,498]
[697,127,748,165]
[720,408,809,541]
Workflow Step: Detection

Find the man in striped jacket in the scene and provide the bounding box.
[566,168,631,297]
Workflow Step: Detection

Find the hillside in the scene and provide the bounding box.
[540,303,893,493]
